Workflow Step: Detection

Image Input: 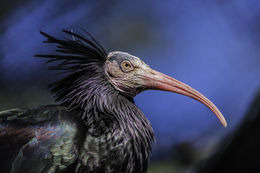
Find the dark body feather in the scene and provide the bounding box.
[0,31,154,173]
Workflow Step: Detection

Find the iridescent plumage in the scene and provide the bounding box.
[0,30,226,173]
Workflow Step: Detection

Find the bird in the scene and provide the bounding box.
[0,30,227,173]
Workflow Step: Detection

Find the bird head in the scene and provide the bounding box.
[105,51,227,127]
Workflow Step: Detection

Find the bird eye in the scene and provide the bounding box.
[121,61,133,72]
[122,61,131,68]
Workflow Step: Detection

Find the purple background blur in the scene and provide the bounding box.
[1,0,260,170]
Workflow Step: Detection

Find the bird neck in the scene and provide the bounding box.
[57,69,154,166]
[65,73,155,166]
[79,76,154,143]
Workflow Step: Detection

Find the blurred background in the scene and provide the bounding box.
[0,0,260,172]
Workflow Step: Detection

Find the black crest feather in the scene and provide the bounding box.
[35,30,109,109]
[36,29,107,65]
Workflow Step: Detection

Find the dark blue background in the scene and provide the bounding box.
[1,0,260,166]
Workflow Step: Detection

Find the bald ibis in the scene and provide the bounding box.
[0,30,226,173]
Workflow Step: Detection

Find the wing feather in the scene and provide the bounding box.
[0,106,83,173]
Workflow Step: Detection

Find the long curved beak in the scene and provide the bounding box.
[142,69,227,127]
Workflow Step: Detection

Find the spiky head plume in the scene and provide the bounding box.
[35,30,110,111]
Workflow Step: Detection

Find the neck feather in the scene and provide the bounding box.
[58,69,154,165]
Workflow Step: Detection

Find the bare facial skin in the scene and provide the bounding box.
[105,51,151,96]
